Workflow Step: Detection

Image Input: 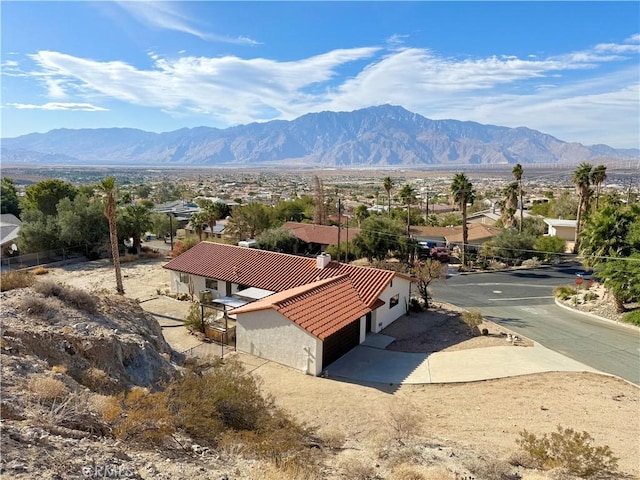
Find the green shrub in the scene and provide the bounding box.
[516,426,618,478]
[0,270,35,291]
[184,301,204,333]
[553,285,577,300]
[622,309,640,326]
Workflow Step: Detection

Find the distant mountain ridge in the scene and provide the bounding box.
[2,105,638,167]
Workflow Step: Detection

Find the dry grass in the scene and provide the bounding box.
[389,464,456,480]
[338,455,377,480]
[1,270,35,291]
[31,266,49,275]
[28,375,68,403]
[34,280,98,313]
[51,365,68,375]
[20,296,60,321]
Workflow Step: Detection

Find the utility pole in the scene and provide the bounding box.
[337,198,342,261]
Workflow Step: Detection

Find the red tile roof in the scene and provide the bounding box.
[445,223,502,244]
[281,222,361,246]
[231,276,369,339]
[163,242,403,307]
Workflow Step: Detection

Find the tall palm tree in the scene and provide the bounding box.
[501,182,519,229]
[591,164,607,210]
[450,173,475,267]
[398,184,417,236]
[98,176,124,295]
[383,176,393,217]
[189,212,208,241]
[573,162,594,251]
[512,163,524,232]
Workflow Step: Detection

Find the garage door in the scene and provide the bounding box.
[322,319,360,369]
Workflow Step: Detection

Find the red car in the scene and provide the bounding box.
[430,246,450,262]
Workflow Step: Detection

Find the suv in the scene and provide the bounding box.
[430,246,450,262]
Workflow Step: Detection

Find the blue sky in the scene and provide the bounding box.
[2,1,639,148]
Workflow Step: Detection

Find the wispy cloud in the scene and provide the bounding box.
[115,1,259,45]
[14,35,640,147]
[8,102,109,111]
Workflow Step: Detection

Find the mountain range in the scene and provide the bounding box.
[2,105,638,167]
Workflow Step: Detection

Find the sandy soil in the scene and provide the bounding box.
[42,257,640,477]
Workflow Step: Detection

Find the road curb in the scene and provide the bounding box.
[554,298,640,332]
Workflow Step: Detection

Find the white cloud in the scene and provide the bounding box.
[15,35,640,147]
[115,1,259,45]
[8,102,109,111]
[625,33,640,43]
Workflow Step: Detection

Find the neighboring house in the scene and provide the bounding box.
[445,223,503,250]
[410,226,457,248]
[543,219,577,241]
[467,210,501,226]
[543,219,577,253]
[153,200,201,228]
[163,242,413,375]
[410,224,502,253]
[0,214,21,256]
[280,222,361,255]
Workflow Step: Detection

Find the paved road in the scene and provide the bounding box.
[431,263,640,384]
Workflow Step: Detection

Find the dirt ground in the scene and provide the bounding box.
[43,257,640,477]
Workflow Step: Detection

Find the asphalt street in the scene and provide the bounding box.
[431,263,640,384]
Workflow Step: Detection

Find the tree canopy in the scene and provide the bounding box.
[1,177,21,217]
[22,179,77,216]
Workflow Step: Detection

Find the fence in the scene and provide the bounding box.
[0,246,89,271]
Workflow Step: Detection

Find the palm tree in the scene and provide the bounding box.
[450,173,475,268]
[98,176,124,295]
[197,199,227,238]
[591,164,607,210]
[189,212,208,241]
[398,184,417,236]
[501,182,519,229]
[573,162,594,251]
[512,163,524,232]
[120,204,152,253]
[383,176,393,217]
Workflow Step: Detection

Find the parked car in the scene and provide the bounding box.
[430,246,450,262]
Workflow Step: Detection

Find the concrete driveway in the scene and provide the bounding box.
[325,342,600,385]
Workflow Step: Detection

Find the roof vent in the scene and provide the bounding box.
[316,253,331,269]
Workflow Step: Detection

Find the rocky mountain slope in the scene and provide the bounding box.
[3,105,637,167]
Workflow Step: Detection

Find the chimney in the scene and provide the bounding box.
[316,253,331,269]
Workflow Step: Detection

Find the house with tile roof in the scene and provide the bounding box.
[280,221,361,255]
[164,241,413,374]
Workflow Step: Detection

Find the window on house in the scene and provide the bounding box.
[390,294,399,308]
[179,273,190,283]
[205,279,218,290]
[237,284,248,291]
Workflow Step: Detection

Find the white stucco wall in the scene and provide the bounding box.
[373,277,412,332]
[170,273,229,298]
[549,226,575,241]
[236,309,323,376]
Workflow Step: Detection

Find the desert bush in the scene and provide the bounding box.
[34,280,98,313]
[553,285,577,301]
[460,310,483,335]
[516,426,618,478]
[388,463,429,480]
[0,270,35,291]
[31,266,49,275]
[28,375,68,403]
[466,457,514,480]
[583,291,598,302]
[79,367,118,394]
[507,448,537,469]
[108,387,175,445]
[171,237,200,257]
[522,257,542,267]
[339,455,377,480]
[386,404,423,446]
[184,301,204,333]
[320,427,346,450]
[20,296,59,321]
[421,466,457,480]
[51,364,68,375]
[166,358,273,441]
[622,309,640,326]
